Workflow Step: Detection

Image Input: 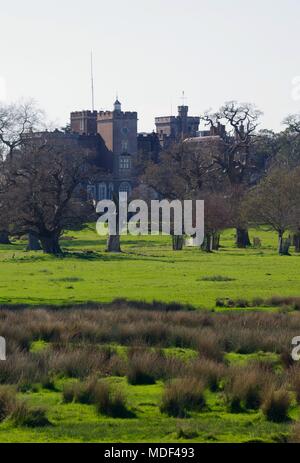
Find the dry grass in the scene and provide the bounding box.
[0,386,17,422]
[0,303,299,425]
[224,364,275,412]
[262,389,292,423]
[10,401,50,427]
[160,378,206,418]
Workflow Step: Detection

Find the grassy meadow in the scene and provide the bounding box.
[0,225,299,309]
[0,225,299,443]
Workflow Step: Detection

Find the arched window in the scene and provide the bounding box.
[119,182,131,195]
[87,184,96,200]
[108,183,114,199]
[98,182,107,200]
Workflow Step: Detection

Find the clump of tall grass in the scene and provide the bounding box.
[262,389,291,422]
[62,377,101,404]
[160,378,206,418]
[62,378,132,418]
[126,349,164,385]
[289,422,300,443]
[0,386,17,422]
[224,364,274,413]
[187,359,226,392]
[94,383,131,418]
[201,275,236,282]
[10,401,50,427]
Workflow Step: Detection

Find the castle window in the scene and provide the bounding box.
[98,182,107,200]
[108,183,114,199]
[87,184,96,200]
[120,157,131,169]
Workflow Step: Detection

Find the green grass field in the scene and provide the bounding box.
[0,377,293,443]
[0,225,299,309]
[0,226,299,443]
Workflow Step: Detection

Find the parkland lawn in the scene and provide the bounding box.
[0,226,300,443]
[0,225,299,309]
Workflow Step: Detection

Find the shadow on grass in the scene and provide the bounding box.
[0,297,198,312]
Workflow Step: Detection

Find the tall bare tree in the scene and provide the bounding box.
[245,167,300,255]
[142,141,214,249]
[2,139,95,254]
[0,101,43,244]
[202,101,263,247]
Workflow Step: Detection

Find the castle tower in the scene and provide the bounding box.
[178,105,189,139]
[70,110,98,135]
[97,99,138,194]
[114,98,122,112]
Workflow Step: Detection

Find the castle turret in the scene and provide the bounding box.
[114,99,122,112]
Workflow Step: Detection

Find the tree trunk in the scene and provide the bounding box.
[202,233,213,252]
[27,232,41,251]
[212,233,220,250]
[39,234,62,255]
[172,235,184,251]
[236,228,251,248]
[293,233,300,253]
[278,232,290,256]
[0,231,11,245]
[278,232,283,255]
[106,234,121,253]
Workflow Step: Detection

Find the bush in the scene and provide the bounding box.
[160,378,206,418]
[262,389,291,423]
[11,402,51,427]
[0,386,16,422]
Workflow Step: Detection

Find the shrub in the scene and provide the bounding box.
[0,386,16,422]
[160,378,206,418]
[11,402,50,427]
[262,389,291,423]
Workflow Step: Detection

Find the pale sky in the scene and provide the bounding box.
[1,0,300,132]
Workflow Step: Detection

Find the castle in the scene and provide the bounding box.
[70,99,137,200]
[69,98,203,201]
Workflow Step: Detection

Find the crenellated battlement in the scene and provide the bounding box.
[98,111,138,120]
[71,110,98,117]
